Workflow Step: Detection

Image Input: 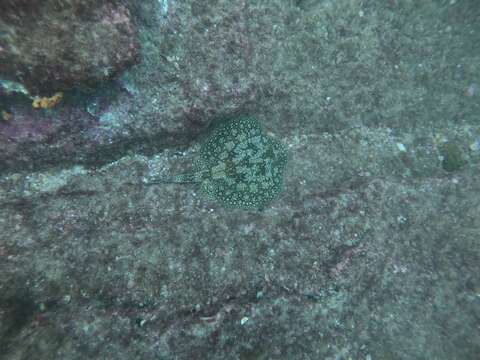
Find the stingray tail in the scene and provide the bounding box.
[143,172,199,184]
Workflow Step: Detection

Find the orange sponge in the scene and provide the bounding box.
[32,92,63,109]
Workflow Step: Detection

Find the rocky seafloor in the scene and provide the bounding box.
[0,1,479,359]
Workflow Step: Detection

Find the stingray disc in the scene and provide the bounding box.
[195,116,288,209]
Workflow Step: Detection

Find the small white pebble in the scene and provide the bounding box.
[240,317,249,325]
[396,142,407,152]
[465,83,479,97]
[397,215,407,224]
[469,139,480,152]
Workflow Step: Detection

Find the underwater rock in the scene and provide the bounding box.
[0,103,98,173]
[0,0,139,94]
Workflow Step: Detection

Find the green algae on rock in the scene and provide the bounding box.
[439,142,466,172]
[150,116,288,209]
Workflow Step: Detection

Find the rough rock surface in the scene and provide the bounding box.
[0,1,479,359]
[0,0,139,95]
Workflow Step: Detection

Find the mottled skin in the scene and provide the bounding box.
[151,116,288,209]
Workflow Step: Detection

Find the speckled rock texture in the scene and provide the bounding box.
[0,1,479,359]
[0,0,139,95]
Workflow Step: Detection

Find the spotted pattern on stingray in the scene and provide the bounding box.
[160,116,288,209]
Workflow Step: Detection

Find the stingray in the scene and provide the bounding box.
[147,116,288,209]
